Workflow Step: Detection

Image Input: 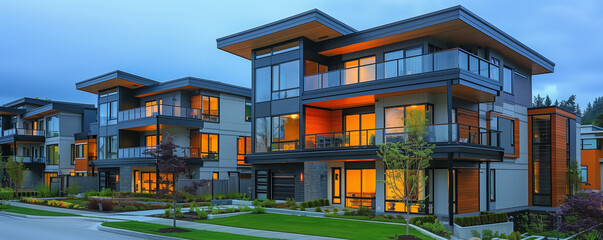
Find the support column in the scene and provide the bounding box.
[375,160,385,214]
[119,166,132,192]
[486,162,490,211]
[447,80,454,226]
[155,118,160,193]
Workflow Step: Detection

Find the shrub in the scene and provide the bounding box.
[419,220,452,238]
[211,207,222,215]
[163,208,172,218]
[410,215,436,225]
[481,229,494,240]
[333,208,338,214]
[356,206,373,217]
[99,189,114,197]
[238,205,252,212]
[195,208,208,219]
[313,200,321,207]
[259,200,276,208]
[252,199,260,206]
[470,230,480,238]
[175,207,184,218]
[0,187,14,199]
[300,206,305,211]
[315,207,321,212]
[300,202,308,208]
[114,205,125,212]
[82,190,99,200]
[215,194,226,200]
[454,212,507,227]
[226,207,236,213]
[289,204,298,210]
[323,208,331,213]
[307,201,315,208]
[322,199,329,206]
[125,205,137,211]
[285,198,296,207]
[252,207,266,214]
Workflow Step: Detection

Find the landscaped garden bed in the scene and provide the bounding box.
[0,204,80,216]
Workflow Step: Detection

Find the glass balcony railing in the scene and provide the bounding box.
[1,156,45,163]
[118,146,218,160]
[118,105,218,123]
[1,128,46,137]
[304,48,499,92]
[302,123,500,150]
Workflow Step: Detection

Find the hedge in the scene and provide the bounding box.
[409,215,437,225]
[454,212,508,227]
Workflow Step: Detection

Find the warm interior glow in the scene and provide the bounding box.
[333,169,341,204]
[346,169,376,208]
[300,172,304,182]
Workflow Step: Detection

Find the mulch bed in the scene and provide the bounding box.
[158,227,191,233]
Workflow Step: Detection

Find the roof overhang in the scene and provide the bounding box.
[22,102,94,120]
[0,107,26,116]
[216,9,356,59]
[316,6,554,75]
[76,70,159,94]
[135,77,251,98]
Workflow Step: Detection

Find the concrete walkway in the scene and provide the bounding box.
[7,201,343,240]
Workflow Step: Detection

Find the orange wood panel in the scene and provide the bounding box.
[457,108,478,143]
[191,95,201,109]
[528,107,576,119]
[457,169,480,214]
[331,110,342,132]
[581,149,603,190]
[488,112,520,158]
[551,114,568,207]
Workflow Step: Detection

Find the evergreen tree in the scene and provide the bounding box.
[533,94,544,107]
[544,95,552,107]
[554,99,559,106]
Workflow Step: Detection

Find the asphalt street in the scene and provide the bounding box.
[0,214,145,240]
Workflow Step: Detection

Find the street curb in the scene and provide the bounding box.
[0,211,109,222]
[97,224,186,240]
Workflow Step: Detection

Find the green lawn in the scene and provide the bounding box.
[102,221,280,240]
[0,205,79,216]
[202,213,434,240]
[522,237,538,240]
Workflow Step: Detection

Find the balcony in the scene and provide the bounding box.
[1,128,46,137]
[302,123,500,150]
[118,105,218,123]
[303,48,499,92]
[1,155,45,164]
[118,146,218,160]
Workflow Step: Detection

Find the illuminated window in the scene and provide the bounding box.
[345,113,375,146]
[272,114,300,151]
[213,172,219,180]
[46,145,59,165]
[145,135,163,148]
[145,100,158,117]
[385,169,425,213]
[200,96,219,122]
[384,104,431,143]
[191,133,219,160]
[345,169,376,208]
[75,144,87,158]
[344,56,376,84]
[44,172,58,187]
[237,136,252,165]
[332,168,341,204]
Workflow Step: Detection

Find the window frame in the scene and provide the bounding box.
[271,60,300,100]
[271,113,300,151]
[237,136,252,165]
[581,166,588,183]
[503,66,514,94]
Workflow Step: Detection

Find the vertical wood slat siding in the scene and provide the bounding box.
[551,114,568,207]
[581,150,603,190]
[528,116,533,205]
[457,168,479,214]
[191,95,201,109]
[304,108,342,134]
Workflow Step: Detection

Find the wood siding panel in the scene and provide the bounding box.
[304,108,342,134]
[191,95,201,109]
[581,150,603,190]
[457,169,479,214]
[457,108,478,144]
[551,114,567,207]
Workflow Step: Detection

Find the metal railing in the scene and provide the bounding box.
[1,128,46,137]
[118,104,218,122]
[1,156,45,163]
[302,123,500,150]
[304,48,499,92]
[118,146,218,160]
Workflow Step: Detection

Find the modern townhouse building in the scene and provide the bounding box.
[580,125,602,191]
[0,97,96,189]
[75,70,252,193]
[217,6,580,222]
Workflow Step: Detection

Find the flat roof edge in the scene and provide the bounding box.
[76,70,159,90]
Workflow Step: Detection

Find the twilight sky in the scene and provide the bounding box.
[1,0,601,109]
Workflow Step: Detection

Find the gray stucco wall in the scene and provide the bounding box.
[303,161,328,201]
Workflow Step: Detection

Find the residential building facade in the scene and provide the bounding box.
[580,125,603,191]
[75,71,251,193]
[217,6,580,222]
[0,98,96,189]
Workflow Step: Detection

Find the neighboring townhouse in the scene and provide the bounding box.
[0,97,96,189]
[580,125,603,191]
[216,6,580,222]
[75,70,251,193]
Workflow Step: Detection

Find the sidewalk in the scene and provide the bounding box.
[7,201,343,240]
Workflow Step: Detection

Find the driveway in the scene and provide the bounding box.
[0,214,145,240]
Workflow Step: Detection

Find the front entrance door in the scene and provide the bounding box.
[332,168,341,204]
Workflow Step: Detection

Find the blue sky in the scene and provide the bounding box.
[1,0,601,109]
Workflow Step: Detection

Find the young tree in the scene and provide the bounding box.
[533,94,544,107]
[378,109,435,237]
[143,134,187,229]
[5,156,29,198]
[567,158,581,196]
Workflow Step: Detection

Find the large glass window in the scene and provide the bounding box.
[201,96,219,122]
[503,67,513,93]
[272,114,300,151]
[46,144,59,165]
[200,133,218,160]
[145,135,162,147]
[345,113,375,146]
[346,169,376,208]
[100,101,117,126]
[255,117,271,153]
[385,169,425,213]
[581,139,601,150]
[99,88,117,97]
[272,60,300,100]
[46,116,59,137]
[384,104,431,143]
[344,56,376,84]
[254,41,299,59]
[255,67,271,102]
[532,114,551,206]
[98,135,117,160]
[237,136,252,165]
[76,144,86,158]
[581,166,588,183]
